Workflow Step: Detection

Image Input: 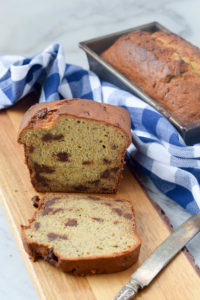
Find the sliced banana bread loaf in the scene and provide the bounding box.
[21,194,141,275]
[17,99,131,193]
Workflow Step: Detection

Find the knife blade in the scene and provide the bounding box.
[114,212,200,300]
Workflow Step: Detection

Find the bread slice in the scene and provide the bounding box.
[21,194,141,275]
[17,99,131,193]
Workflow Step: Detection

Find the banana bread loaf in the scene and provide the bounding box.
[17,99,131,193]
[101,31,200,125]
[21,194,141,275]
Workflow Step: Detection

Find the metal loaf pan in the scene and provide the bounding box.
[79,21,200,145]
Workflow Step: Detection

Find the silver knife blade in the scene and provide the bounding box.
[114,212,200,300]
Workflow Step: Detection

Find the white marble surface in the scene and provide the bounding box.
[1,0,200,299]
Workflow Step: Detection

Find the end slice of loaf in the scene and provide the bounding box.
[21,194,141,275]
[17,99,131,193]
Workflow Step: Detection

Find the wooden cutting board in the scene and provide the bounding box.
[0,98,200,300]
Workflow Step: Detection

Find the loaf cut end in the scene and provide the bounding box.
[18,99,131,193]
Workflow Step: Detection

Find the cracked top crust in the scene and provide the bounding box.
[101,31,200,125]
[17,98,131,143]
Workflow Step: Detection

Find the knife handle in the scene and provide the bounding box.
[114,279,141,300]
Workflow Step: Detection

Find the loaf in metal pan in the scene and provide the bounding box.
[101,31,200,125]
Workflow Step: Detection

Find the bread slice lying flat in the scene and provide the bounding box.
[17,99,131,193]
[21,194,141,275]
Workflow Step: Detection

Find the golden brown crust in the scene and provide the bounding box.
[17,98,131,144]
[21,195,141,275]
[21,234,141,275]
[101,31,200,125]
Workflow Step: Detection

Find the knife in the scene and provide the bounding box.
[114,212,200,300]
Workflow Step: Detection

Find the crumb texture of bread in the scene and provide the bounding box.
[101,31,200,125]
[21,195,141,275]
[17,99,131,193]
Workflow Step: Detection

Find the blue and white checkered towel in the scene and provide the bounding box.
[1,43,200,215]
